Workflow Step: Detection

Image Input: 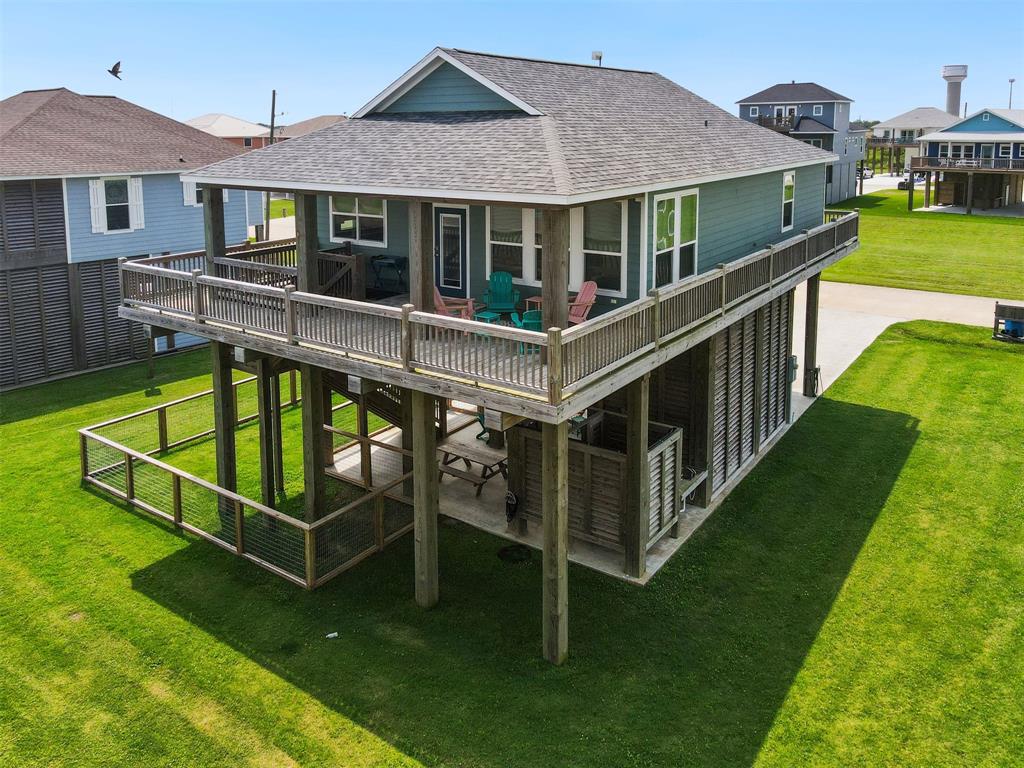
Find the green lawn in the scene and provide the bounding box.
[269,198,294,219]
[1,324,1022,766]
[822,190,1024,299]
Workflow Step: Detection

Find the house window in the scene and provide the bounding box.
[653,190,698,287]
[781,170,796,232]
[825,165,833,184]
[534,209,543,282]
[104,179,131,231]
[803,139,822,148]
[182,181,227,207]
[813,104,823,116]
[749,106,759,118]
[951,144,975,160]
[938,143,949,158]
[488,206,523,279]
[330,196,385,246]
[998,144,1012,158]
[982,112,990,122]
[243,137,253,147]
[582,200,625,294]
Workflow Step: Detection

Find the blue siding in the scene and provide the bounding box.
[645,165,827,288]
[382,62,519,113]
[926,140,1024,158]
[739,102,838,130]
[946,112,1020,132]
[66,173,248,262]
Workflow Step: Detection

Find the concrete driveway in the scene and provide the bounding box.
[857,172,904,194]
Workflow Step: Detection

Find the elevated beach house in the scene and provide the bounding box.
[909,108,1024,214]
[92,49,860,663]
[737,82,865,204]
[0,88,262,386]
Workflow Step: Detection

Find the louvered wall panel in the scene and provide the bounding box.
[3,182,35,251]
[7,268,46,382]
[711,331,729,490]
[40,264,74,375]
[34,180,66,249]
[0,272,14,387]
[725,322,742,477]
[740,313,757,464]
[80,260,143,368]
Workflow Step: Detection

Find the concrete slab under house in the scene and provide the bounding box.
[77,47,860,664]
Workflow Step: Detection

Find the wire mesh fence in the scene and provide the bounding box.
[79,378,413,589]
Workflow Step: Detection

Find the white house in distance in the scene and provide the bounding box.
[872,107,958,165]
[186,113,272,149]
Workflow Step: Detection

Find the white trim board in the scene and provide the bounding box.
[352,48,543,118]
[183,157,832,208]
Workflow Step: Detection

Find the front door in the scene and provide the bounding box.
[434,207,468,297]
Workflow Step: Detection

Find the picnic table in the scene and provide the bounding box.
[437,423,508,496]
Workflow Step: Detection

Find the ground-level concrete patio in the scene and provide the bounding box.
[914,202,1024,218]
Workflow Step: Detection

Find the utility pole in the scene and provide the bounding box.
[1010,79,1016,109]
[262,89,277,242]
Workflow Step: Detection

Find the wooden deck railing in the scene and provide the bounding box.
[911,157,1024,171]
[120,212,858,408]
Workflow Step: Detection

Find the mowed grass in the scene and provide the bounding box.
[269,198,294,219]
[822,189,1024,299]
[1,324,1022,767]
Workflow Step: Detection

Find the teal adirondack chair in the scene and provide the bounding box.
[482,271,521,314]
[510,310,544,354]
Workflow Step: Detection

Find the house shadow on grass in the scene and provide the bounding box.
[129,397,919,767]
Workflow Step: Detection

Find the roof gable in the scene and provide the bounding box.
[874,107,957,130]
[354,48,541,118]
[942,109,1024,134]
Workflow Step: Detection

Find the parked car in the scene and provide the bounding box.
[897,175,926,190]
[858,166,875,179]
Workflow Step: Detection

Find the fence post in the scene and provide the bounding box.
[284,284,297,344]
[304,527,316,589]
[766,246,775,288]
[157,407,168,452]
[172,474,182,527]
[117,257,128,302]
[833,217,839,253]
[547,327,563,405]
[289,370,298,405]
[648,289,662,349]
[191,269,204,323]
[79,432,89,481]
[234,499,244,554]
[401,303,414,370]
[718,263,728,314]
[124,451,135,501]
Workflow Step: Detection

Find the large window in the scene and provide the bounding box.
[330,196,385,246]
[582,200,625,294]
[998,144,1012,158]
[813,104,823,116]
[781,171,796,232]
[803,138,822,148]
[104,179,130,231]
[653,190,697,287]
[950,144,975,160]
[488,206,524,278]
[749,106,759,118]
[938,143,949,158]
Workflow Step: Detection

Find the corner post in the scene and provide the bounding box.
[294,192,319,293]
[541,208,570,331]
[802,274,820,398]
[255,358,276,507]
[541,419,569,664]
[624,373,650,579]
[408,202,434,312]
[300,363,326,523]
[965,172,975,215]
[210,339,237,530]
[412,389,439,608]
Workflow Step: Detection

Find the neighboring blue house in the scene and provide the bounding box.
[911,108,1024,214]
[737,82,865,204]
[0,87,259,386]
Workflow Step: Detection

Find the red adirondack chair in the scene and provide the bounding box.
[567,281,598,325]
[433,285,477,320]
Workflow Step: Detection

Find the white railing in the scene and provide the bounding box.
[912,157,1024,171]
[120,212,858,406]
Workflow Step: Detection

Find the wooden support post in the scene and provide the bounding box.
[411,389,439,608]
[172,474,182,526]
[408,202,434,311]
[271,374,285,492]
[907,172,915,211]
[400,387,414,499]
[288,370,298,405]
[923,171,932,210]
[295,192,319,293]
[965,172,975,215]
[211,339,237,530]
[358,397,373,488]
[802,275,820,398]
[202,186,225,273]
[299,363,326,523]
[623,373,650,579]
[157,407,168,453]
[541,420,569,665]
[255,359,276,508]
[541,208,570,331]
[322,385,334,466]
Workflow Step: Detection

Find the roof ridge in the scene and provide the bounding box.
[538,115,572,195]
[446,48,656,75]
[0,88,68,139]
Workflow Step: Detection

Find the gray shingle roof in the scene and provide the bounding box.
[188,49,833,201]
[738,82,852,104]
[873,107,957,130]
[1,89,243,178]
[791,117,835,134]
[275,114,347,139]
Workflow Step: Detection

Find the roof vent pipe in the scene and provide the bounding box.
[942,65,968,116]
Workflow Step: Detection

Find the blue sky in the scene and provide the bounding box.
[2,1,1022,125]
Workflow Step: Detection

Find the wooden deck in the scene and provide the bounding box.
[119,212,859,421]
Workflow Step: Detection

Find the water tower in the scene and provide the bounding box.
[942,65,968,116]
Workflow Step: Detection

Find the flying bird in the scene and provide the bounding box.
[107,61,122,80]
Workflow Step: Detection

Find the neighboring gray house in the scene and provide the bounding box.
[872,107,959,165]
[0,88,253,387]
[738,82,865,203]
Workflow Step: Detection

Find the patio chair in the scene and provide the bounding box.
[510,309,544,354]
[482,271,520,314]
[433,285,476,320]
[568,281,598,325]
